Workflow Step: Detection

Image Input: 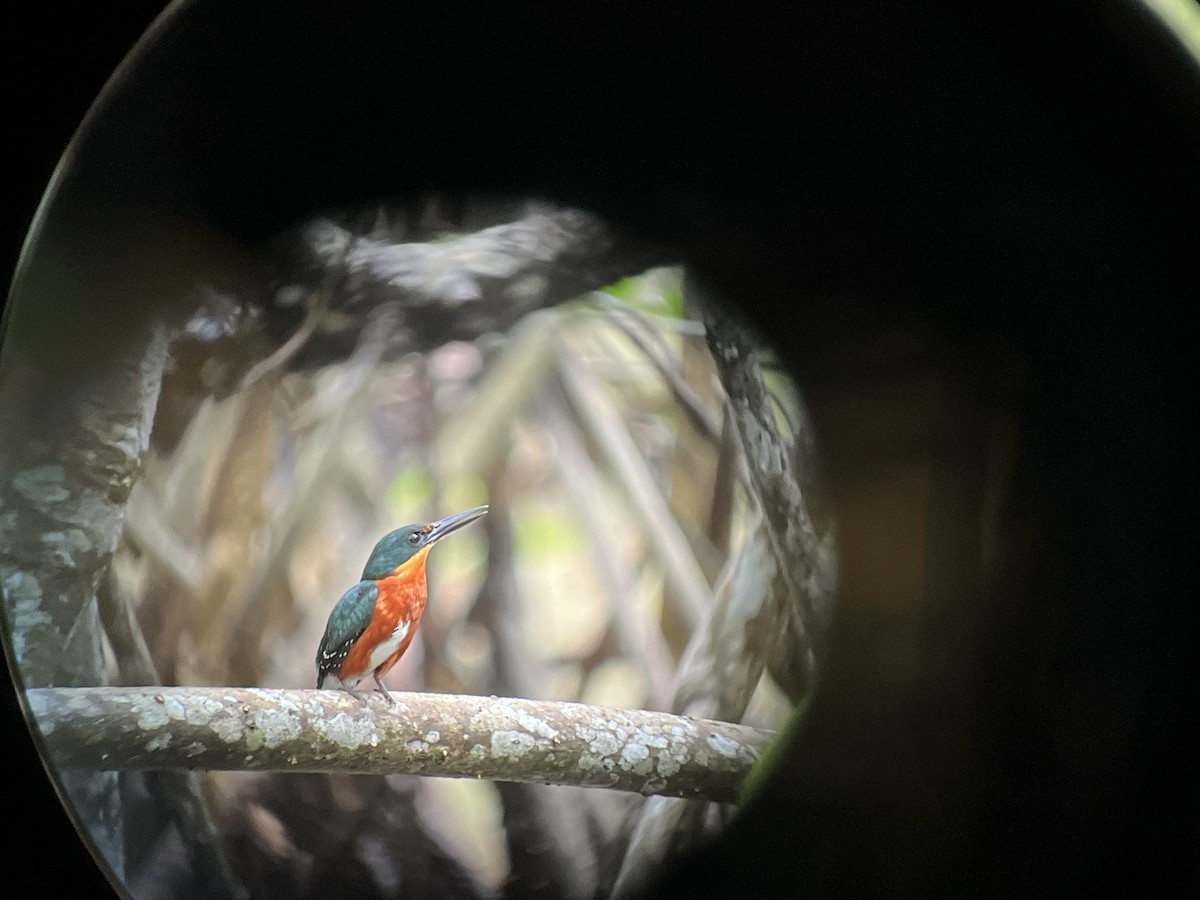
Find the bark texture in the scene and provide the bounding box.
[1,319,170,881]
[700,280,837,701]
[29,687,769,804]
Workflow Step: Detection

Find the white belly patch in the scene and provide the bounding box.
[367,619,411,671]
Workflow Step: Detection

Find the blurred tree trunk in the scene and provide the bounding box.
[0,318,169,881]
[698,276,837,701]
[0,191,264,887]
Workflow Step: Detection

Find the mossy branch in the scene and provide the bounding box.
[27,687,770,805]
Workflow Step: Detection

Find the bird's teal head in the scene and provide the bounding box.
[361,505,488,580]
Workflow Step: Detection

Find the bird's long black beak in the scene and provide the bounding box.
[426,505,488,544]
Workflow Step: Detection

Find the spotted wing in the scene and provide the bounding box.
[315,581,378,687]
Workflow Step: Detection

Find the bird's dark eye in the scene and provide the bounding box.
[407,532,421,545]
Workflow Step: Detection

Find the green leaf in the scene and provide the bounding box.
[599,268,685,319]
[738,695,811,807]
[601,275,641,302]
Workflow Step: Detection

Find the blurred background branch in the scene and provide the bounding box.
[699,275,837,703]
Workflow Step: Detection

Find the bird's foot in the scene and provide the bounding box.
[373,672,396,708]
[341,684,370,705]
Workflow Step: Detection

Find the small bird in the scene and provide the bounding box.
[316,505,488,704]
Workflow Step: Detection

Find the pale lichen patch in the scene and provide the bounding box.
[706,732,740,758]
[59,487,121,535]
[2,570,50,661]
[631,729,668,750]
[26,690,49,725]
[209,715,244,744]
[303,695,334,719]
[137,703,169,730]
[406,740,430,754]
[588,732,619,758]
[312,712,378,749]
[655,752,682,778]
[244,722,264,751]
[1,570,42,604]
[492,730,535,761]
[184,696,225,727]
[498,704,559,739]
[146,732,172,752]
[619,742,654,776]
[255,707,302,748]
[163,695,187,721]
[40,529,92,567]
[13,465,70,504]
[424,730,441,744]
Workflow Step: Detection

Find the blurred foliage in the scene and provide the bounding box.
[512,510,587,560]
[385,466,434,521]
[601,269,685,318]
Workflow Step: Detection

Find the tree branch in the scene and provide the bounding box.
[546,410,677,710]
[249,208,670,372]
[588,296,725,445]
[97,570,249,900]
[611,277,839,895]
[29,688,769,805]
[555,346,712,631]
[697,274,837,701]
[610,532,785,897]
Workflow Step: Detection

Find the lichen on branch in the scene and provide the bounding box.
[28,687,770,804]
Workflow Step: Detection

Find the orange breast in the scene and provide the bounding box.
[338,563,429,681]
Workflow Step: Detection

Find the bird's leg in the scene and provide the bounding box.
[372,671,396,707]
[340,681,369,704]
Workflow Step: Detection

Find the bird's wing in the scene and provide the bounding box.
[315,581,378,685]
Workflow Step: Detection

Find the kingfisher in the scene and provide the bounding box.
[316,505,488,705]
